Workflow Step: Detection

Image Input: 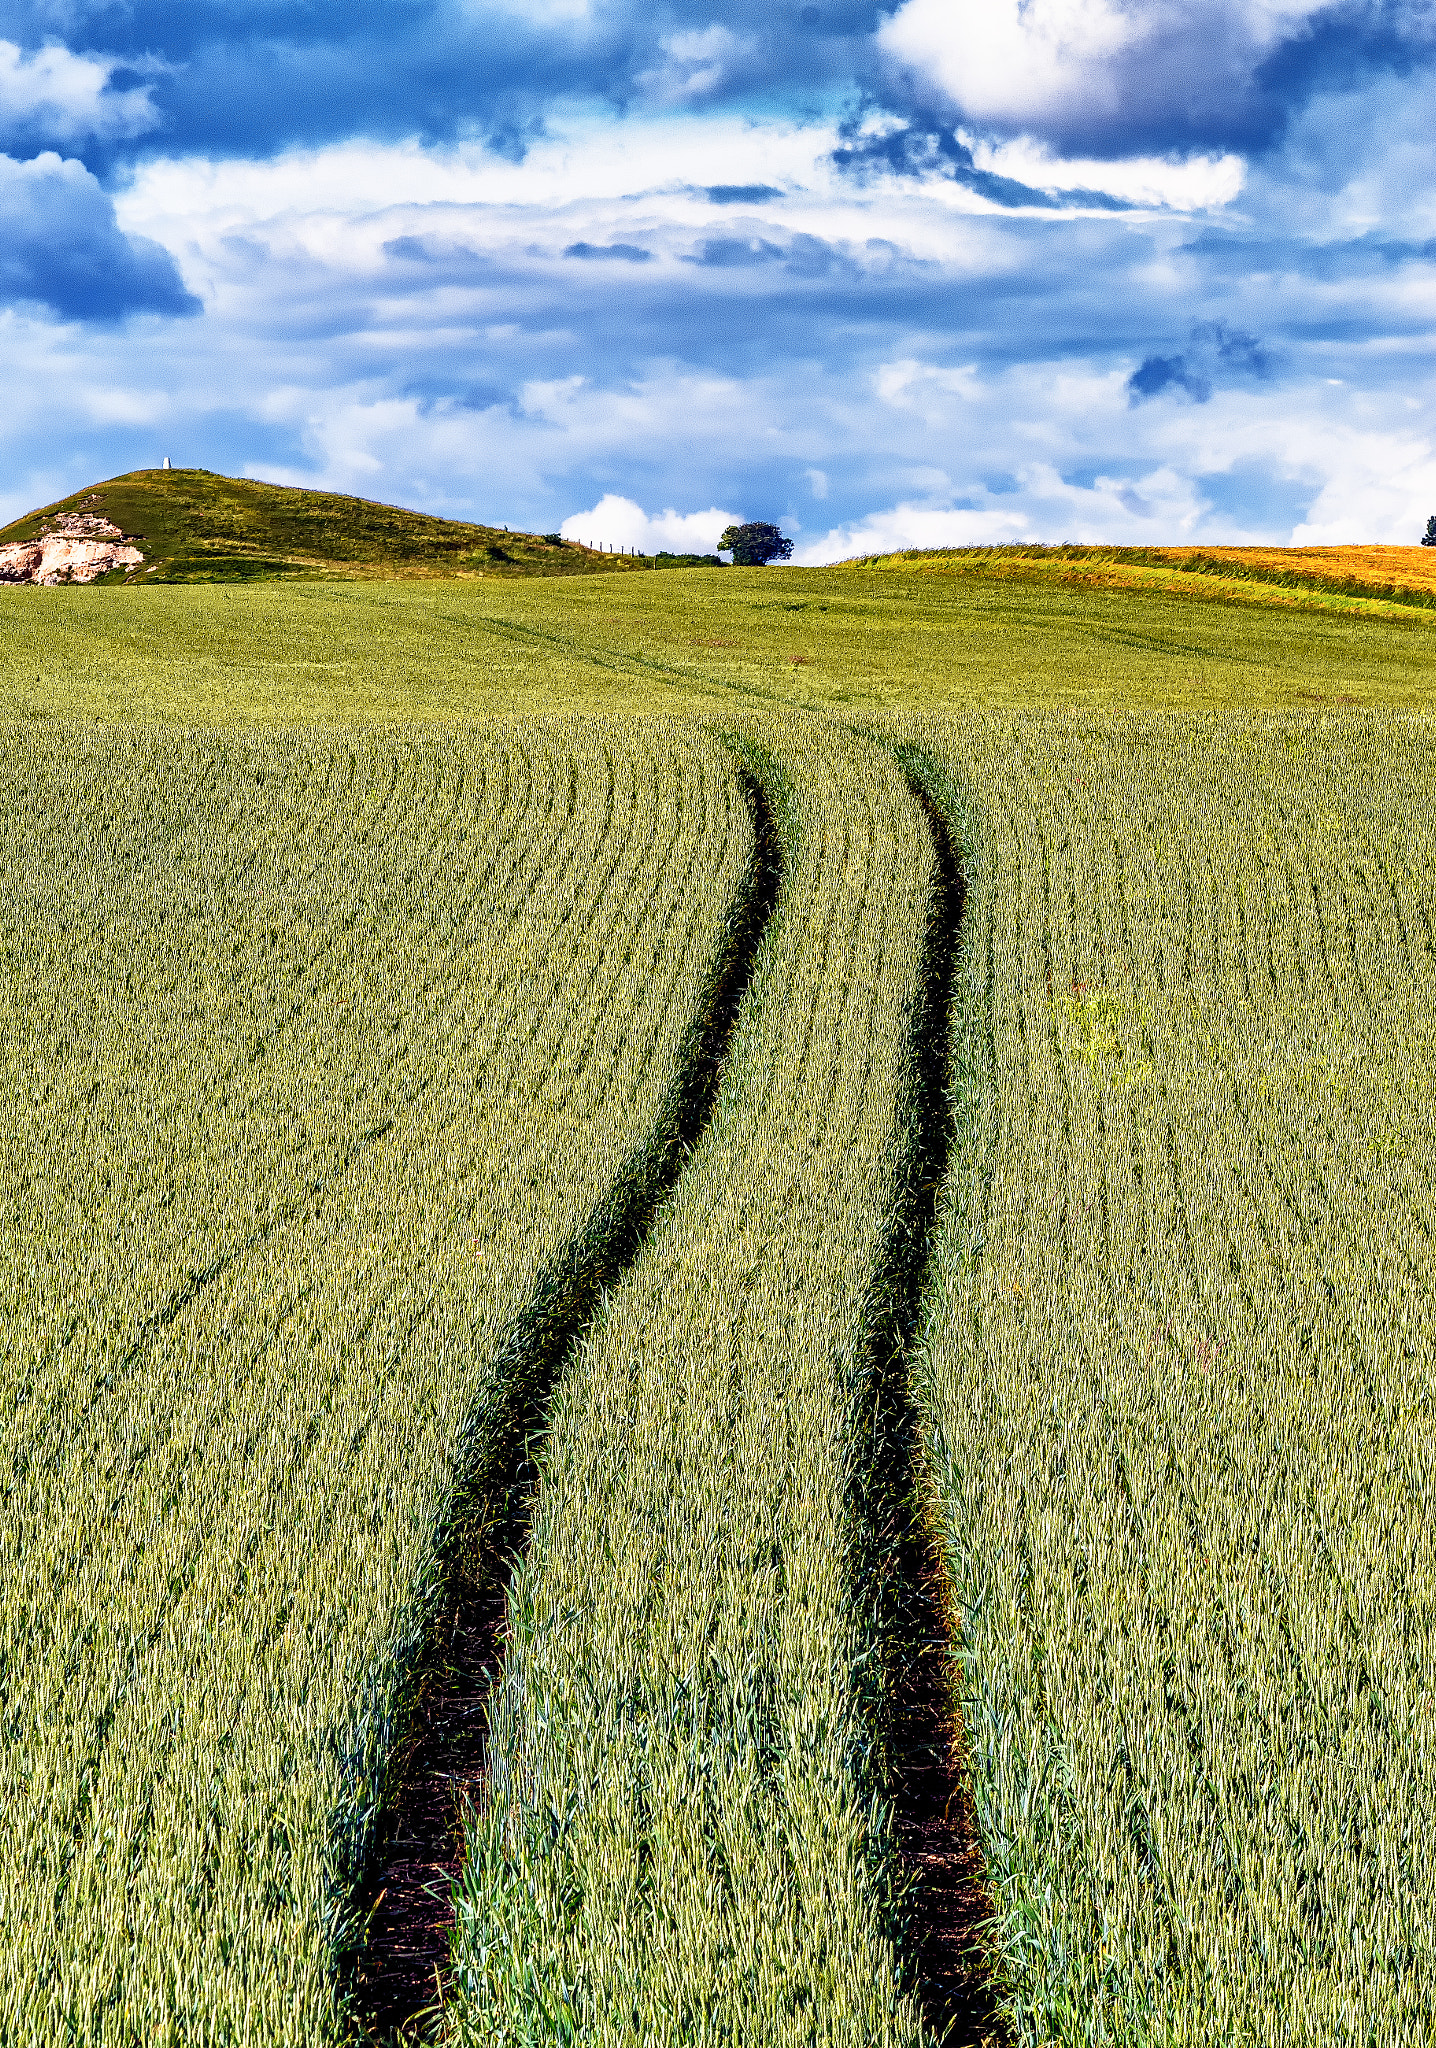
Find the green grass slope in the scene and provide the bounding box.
[0,468,652,583]
[2,561,1435,724]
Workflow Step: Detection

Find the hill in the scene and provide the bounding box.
[0,467,655,583]
[841,541,1436,619]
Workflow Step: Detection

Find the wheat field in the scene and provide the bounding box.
[450,721,936,2046]
[0,717,757,2044]
[901,710,1436,2044]
[2,573,1434,2046]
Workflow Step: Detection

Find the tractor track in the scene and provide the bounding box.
[346,766,781,2042]
[856,762,1003,2044]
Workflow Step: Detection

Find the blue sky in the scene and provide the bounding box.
[1,0,1433,555]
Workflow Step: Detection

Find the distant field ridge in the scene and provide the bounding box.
[846,540,1436,615]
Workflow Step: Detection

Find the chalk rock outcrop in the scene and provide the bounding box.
[0,511,144,585]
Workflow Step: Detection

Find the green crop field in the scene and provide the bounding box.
[898,712,1436,2043]
[2,561,1434,2048]
[451,723,936,2046]
[4,550,1436,724]
[1,717,757,2041]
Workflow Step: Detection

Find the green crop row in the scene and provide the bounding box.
[0,716,757,2046]
[445,721,941,2047]
[7,563,1436,729]
[8,691,1436,2046]
[898,709,1436,2044]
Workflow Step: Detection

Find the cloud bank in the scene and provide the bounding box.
[0,0,1430,550]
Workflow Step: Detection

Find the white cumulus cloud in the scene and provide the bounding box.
[0,40,159,146]
[794,462,1212,562]
[793,503,1031,563]
[882,0,1131,130]
[1289,429,1436,544]
[877,0,1330,145]
[561,493,740,552]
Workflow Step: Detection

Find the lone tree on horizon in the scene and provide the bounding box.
[1423,516,1436,547]
[718,521,794,565]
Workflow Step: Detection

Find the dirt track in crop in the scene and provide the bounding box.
[858,765,1003,2045]
[348,768,781,2042]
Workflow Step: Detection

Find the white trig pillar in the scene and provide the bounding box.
[163,456,171,469]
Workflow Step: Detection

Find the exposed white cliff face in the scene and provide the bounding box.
[0,511,144,585]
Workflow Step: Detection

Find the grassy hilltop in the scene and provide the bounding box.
[0,467,655,583]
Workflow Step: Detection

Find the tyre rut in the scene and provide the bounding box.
[858,760,1004,2044]
[346,768,781,2043]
